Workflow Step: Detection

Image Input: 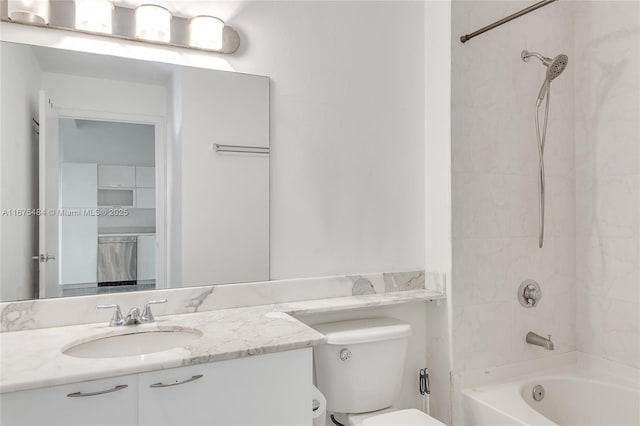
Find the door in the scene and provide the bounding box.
[37,91,60,298]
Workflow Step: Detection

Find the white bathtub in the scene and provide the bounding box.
[462,358,640,426]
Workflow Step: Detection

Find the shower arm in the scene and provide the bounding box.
[522,51,552,66]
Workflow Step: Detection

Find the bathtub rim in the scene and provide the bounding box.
[459,352,640,426]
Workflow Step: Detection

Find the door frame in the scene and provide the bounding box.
[56,107,168,290]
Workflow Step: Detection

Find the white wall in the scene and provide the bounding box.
[227,1,426,279]
[0,42,41,301]
[450,0,576,386]
[574,1,640,370]
[424,1,453,424]
[178,67,270,287]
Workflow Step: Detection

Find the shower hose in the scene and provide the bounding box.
[535,87,550,248]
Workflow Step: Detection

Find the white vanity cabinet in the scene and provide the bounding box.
[0,375,138,426]
[1,349,311,426]
[138,349,311,426]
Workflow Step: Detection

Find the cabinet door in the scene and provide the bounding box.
[61,163,97,208]
[136,188,155,208]
[138,349,312,426]
[0,375,137,426]
[98,165,135,188]
[137,235,156,281]
[136,166,155,188]
[60,215,97,285]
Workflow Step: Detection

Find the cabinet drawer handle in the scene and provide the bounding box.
[149,374,203,388]
[67,384,128,398]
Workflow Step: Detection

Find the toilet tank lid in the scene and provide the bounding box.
[313,318,411,345]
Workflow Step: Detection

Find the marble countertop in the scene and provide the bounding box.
[0,306,325,393]
[275,289,445,316]
[0,287,444,394]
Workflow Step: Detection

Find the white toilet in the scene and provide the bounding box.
[313,318,446,426]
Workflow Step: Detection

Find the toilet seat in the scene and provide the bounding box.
[358,409,446,426]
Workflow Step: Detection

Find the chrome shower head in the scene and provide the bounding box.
[522,50,569,80]
[522,50,569,106]
[546,54,568,81]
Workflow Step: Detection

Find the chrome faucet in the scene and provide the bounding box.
[526,331,554,350]
[98,300,167,326]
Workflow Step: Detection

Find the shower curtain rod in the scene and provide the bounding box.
[460,0,558,43]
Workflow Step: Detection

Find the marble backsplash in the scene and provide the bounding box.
[0,270,426,332]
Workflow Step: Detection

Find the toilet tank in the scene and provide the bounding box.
[313,318,412,414]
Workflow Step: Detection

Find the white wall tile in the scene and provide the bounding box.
[575,0,640,370]
[452,0,576,375]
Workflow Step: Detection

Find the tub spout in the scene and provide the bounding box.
[526,332,554,350]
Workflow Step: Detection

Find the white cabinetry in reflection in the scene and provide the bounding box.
[60,162,97,285]
[98,165,135,188]
[137,235,156,281]
[136,188,155,209]
[0,349,311,426]
[135,166,155,188]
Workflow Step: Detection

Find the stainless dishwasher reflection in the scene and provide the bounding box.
[98,236,137,285]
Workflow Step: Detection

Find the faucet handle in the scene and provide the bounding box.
[141,299,168,323]
[97,304,124,327]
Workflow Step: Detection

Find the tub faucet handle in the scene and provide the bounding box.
[518,280,542,308]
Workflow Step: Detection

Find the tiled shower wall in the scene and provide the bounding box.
[451,0,576,372]
[574,1,640,369]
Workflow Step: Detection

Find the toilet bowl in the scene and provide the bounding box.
[312,318,446,426]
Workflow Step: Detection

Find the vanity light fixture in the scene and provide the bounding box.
[189,15,225,51]
[7,0,49,25]
[74,0,114,34]
[2,2,241,54]
[135,4,172,43]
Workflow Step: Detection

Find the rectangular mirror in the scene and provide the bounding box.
[0,41,270,302]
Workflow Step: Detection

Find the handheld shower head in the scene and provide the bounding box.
[521,50,569,249]
[522,50,569,106]
[546,54,568,81]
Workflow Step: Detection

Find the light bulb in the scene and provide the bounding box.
[189,15,224,51]
[7,0,49,25]
[74,0,113,34]
[135,4,172,43]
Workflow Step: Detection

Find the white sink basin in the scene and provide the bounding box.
[63,327,202,358]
